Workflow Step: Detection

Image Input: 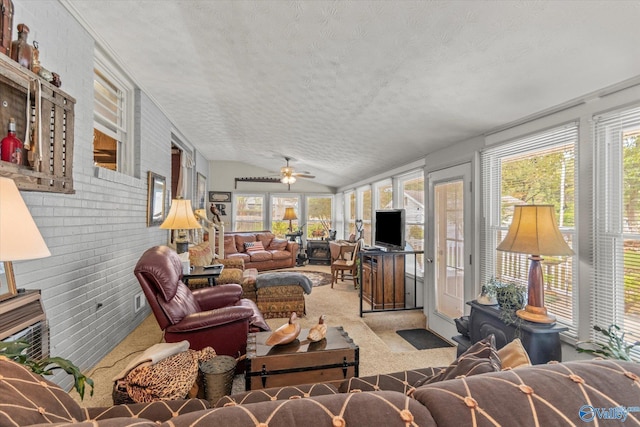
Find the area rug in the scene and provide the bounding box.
[396,329,455,350]
[259,270,333,287]
[297,270,333,287]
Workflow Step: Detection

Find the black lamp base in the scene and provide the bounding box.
[176,241,189,254]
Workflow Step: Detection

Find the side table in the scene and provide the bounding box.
[182,265,224,287]
[452,300,568,364]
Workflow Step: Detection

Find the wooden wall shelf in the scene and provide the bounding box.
[0,54,75,193]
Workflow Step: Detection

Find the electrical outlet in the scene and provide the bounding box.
[134,292,145,313]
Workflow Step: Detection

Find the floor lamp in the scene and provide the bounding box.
[496,205,574,324]
[0,177,51,294]
[160,198,202,254]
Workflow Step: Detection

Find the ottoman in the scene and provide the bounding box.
[255,272,313,319]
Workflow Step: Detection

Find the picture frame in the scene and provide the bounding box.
[209,191,232,203]
[197,173,207,209]
[0,262,17,302]
[147,171,167,226]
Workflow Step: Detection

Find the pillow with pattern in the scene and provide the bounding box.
[411,334,501,390]
[244,241,265,253]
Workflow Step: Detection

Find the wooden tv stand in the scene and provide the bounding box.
[361,251,405,310]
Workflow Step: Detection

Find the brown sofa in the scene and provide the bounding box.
[3,337,640,426]
[220,231,298,271]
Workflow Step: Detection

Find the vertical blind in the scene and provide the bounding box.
[593,105,640,348]
[481,123,579,335]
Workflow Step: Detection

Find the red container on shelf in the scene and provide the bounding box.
[0,117,23,164]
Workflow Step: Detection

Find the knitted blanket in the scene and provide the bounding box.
[256,272,313,294]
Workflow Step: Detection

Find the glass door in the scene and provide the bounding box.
[426,163,473,341]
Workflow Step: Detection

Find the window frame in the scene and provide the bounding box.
[397,170,425,277]
[593,105,640,354]
[305,194,334,241]
[233,193,266,232]
[481,123,579,335]
[93,47,135,176]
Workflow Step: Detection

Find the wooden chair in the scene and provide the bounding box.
[331,240,360,288]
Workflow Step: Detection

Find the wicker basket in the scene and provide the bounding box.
[200,356,237,403]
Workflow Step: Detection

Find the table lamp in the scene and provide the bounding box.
[0,177,51,293]
[496,204,574,323]
[160,198,202,254]
[283,207,297,232]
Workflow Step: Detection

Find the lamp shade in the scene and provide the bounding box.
[283,207,297,221]
[496,205,574,256]
[160,199,202,230]
[0,177,51,261]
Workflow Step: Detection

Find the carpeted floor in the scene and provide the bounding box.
[71,264,456,407]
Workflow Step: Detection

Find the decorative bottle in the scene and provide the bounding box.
[1,118,23,164]
[10,23,32,70]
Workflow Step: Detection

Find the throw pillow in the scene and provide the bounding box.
[245,241,265,253]
[235,234,256,253]
[269,238,288,251]
[497,338,531,369]
[411,335,501,389]
[188,242,213,267]
[223,235,237,255]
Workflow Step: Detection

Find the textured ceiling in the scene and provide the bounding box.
[63,1,640,189]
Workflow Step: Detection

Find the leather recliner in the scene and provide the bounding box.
[134,245,270,360]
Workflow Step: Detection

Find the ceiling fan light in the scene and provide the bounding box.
[281,175,296,184]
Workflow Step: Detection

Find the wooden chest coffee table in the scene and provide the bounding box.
[245,326,359,390]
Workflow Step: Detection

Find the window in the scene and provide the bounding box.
[481,124,578,333]
[358,186,372,246]
[306,195,333,240]
[235,194,265,231]
[345,191,356,239]
[93,49,134,175]
[375,180,393,210]
[594,106,640,346]
[271,195,300,238]
[399,172,425,276]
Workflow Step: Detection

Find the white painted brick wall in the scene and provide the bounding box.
[9,1,189,390]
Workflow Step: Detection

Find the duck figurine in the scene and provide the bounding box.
[307,315,327,342]
[265,312,301,346]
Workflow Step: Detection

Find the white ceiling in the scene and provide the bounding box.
[63,1,640,189]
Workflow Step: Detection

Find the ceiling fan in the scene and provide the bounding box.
[276,157,315,189]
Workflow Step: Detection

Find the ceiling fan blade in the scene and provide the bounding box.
[294,173,315,179]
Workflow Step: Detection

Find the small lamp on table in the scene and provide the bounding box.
[160,198,202,254]
[283,207,297,233]
[496,204,574,324]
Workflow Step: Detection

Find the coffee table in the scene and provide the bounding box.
[245,326,359,390]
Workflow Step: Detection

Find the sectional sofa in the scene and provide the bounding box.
[3,336,639,426]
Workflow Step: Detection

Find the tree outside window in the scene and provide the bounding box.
[307,196,332,240]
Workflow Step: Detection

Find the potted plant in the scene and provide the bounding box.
[576,324,640,361]
[484,278,526,327]
[0,340,94,400]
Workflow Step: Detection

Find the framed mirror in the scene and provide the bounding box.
[147,171,167,226]
[0,262,17,301]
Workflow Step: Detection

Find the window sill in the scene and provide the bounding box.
[94,166,142,188]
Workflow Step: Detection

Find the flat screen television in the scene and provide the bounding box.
[374,209,405,251]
